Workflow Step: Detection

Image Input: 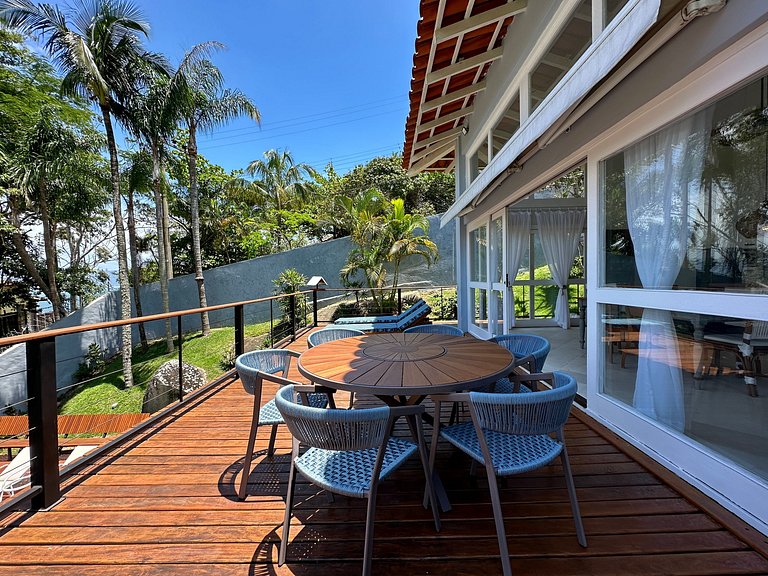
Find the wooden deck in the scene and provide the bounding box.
[1,328,767,575]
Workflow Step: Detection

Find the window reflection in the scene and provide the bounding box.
[602,74,768,292]
[601,304,768,481]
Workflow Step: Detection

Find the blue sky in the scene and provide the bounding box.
[132,1,418,175]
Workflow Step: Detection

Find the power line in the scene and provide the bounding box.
[199,102,405,145]
[305,143,402,167]
[201,108,406,151]
[198,94,407,141]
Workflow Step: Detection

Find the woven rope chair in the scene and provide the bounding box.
[234,349,332,500]
[430,372,586,576]
[276,384,440,576]
[307,327,365,348]
[489,334,551,393]
[404,324,464,336]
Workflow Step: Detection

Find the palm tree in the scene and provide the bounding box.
[245,149,316,251]
[0,0,169,387]
[383,198,438,303]
[123,149,152,350]
[178,51,260,335]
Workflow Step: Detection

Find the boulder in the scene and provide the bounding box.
[141,360,207,414]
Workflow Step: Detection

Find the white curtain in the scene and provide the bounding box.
[537,210,585,329]
[506,211,531,328]
[625,109,711,431]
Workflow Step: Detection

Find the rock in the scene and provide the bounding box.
[141,360,207,414]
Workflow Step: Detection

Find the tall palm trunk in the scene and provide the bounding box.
[38,179,66,319]
[151,141,174,353]
[126,185,148,350]
[186,122,210,335]
[162,193,173,278]
[101,105,134,388]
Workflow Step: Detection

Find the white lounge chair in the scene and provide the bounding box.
[0,447,31,501]
[63,445,98,466]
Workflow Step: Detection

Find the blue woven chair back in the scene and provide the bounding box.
[235,350,292,395]
[404,324,463,336]
[276,385,391,451]
[307,327,365,348]
[490,334,551,372]
[469,372,576,435]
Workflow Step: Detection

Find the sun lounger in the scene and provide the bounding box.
[332,300,431,332]
[333,298,428,324]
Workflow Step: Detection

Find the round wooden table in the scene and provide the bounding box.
[297,332,515,406]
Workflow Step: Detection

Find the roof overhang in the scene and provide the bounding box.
[439,0,662,226]
[402,0,527,175]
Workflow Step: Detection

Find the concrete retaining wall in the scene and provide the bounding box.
[0,215,454,410]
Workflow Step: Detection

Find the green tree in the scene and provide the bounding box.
[177,48,260,335]
[243,149,317,251]
[1,0,170,386]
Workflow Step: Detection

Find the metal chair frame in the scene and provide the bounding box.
[235,349,336,500]
[276,384,440,576]
[430,372,586,576]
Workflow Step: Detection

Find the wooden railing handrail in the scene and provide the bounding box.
[0,290,314,348]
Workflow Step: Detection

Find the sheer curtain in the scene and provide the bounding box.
[625,109,711,431]
[537,210,585,329]
[506,211,530,328]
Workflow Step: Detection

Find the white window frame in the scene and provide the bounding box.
[467,217,491,338]
[584,21,768,534]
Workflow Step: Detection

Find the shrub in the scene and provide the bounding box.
[73,343,107,383]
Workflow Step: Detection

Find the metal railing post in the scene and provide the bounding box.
[398,288,403,315]
[290,294,297,341]
[234,304,245,357]
[177,316,184,402]
[27,337,60,510]
[312,289,318,327]
[269,300,274,345]
[440,287,444,320]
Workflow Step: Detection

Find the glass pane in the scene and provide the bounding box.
[533,285,558,319]
[601,74,768,293]
[492,92,520,158]
[470,225,487,283]
[471,287,489,331]
[470,145,488,182]
[490,290,504,336]
[532,233,553,280]
[530,0,592,114]
[532,166,585,199]
[491,216,504,284]
[604,0,630,27]
[600,304,768,482]
[513,284,530,319]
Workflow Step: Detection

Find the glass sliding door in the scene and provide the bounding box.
[468,222,489,334]
[489,211,508,337]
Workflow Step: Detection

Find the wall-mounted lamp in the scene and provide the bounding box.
[460,125,468,136]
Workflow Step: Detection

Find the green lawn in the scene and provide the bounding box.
[59,318,277,415]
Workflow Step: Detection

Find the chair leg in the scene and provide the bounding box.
[267,424,278,459]
[279,462,298,566]
[561,448,587,547]
[485,464,512,576]
[362,483,379,576]
[238,396,261,500]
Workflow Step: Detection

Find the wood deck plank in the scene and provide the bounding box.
[1,327,766,574]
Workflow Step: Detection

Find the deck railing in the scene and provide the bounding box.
[0,284,456,516]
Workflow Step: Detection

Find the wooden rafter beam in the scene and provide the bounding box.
[426,47,503,84]
[408,140,456,174]
[410,138,457,164]
[422,80,487,112]
[434,0,527,43]
[417,105,474,133]
[413,126,463,150]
